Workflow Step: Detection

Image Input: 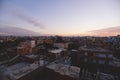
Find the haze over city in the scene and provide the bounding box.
[0,0,120,36]
[0,1,120,80]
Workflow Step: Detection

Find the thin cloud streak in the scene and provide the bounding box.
[13,11,45,29]
[1,3,45,29]
[87,26,120,36]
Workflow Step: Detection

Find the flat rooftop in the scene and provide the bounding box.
[1,60,46,80]
[49,48,66,54]
[47,62,80,78]
[79,46,110,53]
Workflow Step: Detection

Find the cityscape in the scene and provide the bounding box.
[0,0,120,80]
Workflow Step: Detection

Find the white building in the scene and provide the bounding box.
[54,43,69,49]
[30,40,36,48]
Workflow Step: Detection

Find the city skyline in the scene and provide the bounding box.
[0,0,120,36]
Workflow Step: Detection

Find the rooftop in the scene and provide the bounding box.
[79,46,110,53]
[49,48,66,54]
[1,60,46,80]
[47,63,80,78]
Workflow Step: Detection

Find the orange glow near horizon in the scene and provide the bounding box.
[0,0,120,36]
[49,31,120,37]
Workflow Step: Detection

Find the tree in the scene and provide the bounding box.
[55,36,64,43]
[68,43,79,50]
[0,43,9,61]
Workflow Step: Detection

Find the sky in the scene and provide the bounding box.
[0,0,120,36]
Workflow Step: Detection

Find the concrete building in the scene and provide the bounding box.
[48,49,68,61]
[0,55,47,80]
[37,39,54,45]
[45,62,80,80]
[54,43,69,49]
[17,41,36,55]
[30,40,36,48]
[17,46,32,55]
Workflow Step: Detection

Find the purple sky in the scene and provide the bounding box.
[0,0,120,36]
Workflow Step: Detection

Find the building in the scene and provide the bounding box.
[67,46,120,79]
[0,55,47,80]
[48,49,68,61]
[78,46,113,70]
[54,43,69,49]
[45,62,80,80]
[30,40,36,48]
[17,46,32,55]
[17,41,33,55]
[78,46,113,66]
[37,39,54,45]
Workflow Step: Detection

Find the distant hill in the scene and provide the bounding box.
[89,26,120,36]
[0,26,40,36]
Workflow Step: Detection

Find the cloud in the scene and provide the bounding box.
[0,3,45,29]
[13,10,45,29]
[88,26,120,36]
[0,25,41,36]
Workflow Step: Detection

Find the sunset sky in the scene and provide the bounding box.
[0,0,120,36]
